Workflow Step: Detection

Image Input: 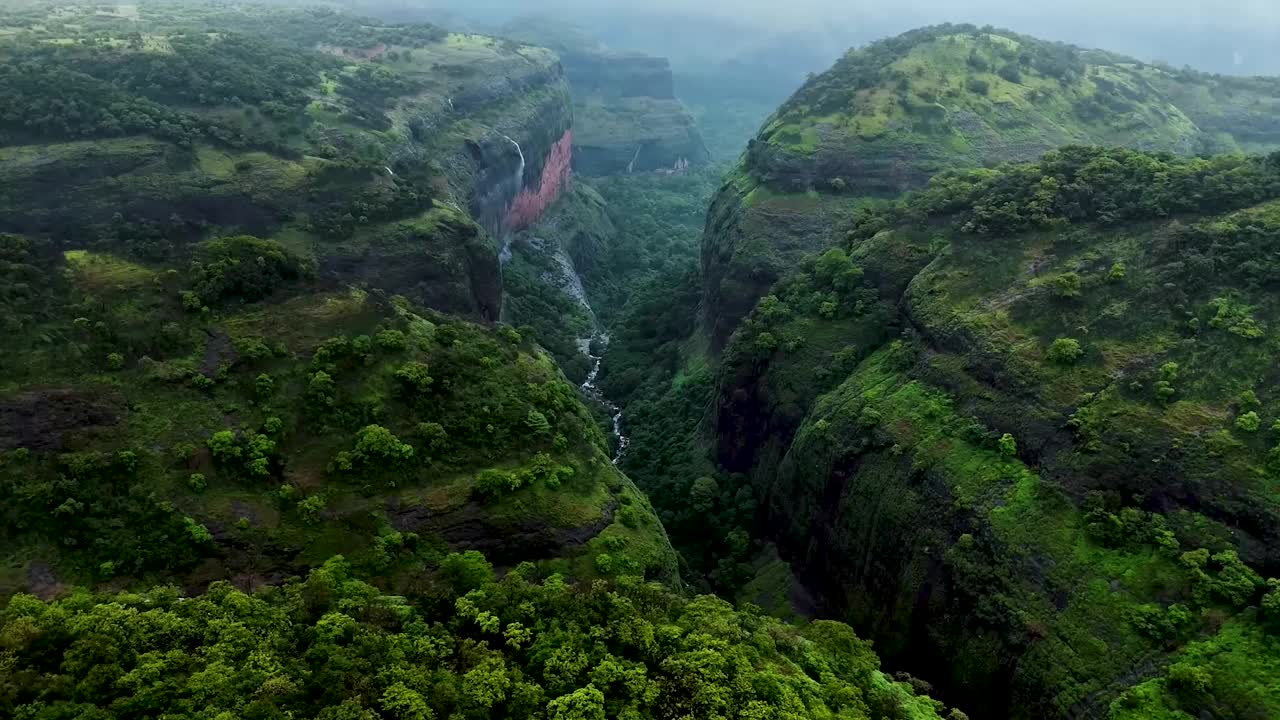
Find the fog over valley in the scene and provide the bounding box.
[414,0,1280,77]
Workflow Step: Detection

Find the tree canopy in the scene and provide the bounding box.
[0,554,944,720]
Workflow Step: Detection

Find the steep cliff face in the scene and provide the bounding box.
[564,52,710,175]
[699,24,1280,352]
[320,202,504,321]
[390,36,574,235]
[573,94,711,176]
[372,33,576,316]
[563,51,676,99]
[712,148,1280,717]
[0,19,577,322]
[699,167,855,354]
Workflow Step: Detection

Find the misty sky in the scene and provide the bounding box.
[423,0,1280,76]
[448,0,1278,33]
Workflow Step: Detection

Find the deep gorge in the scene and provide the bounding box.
[2,4,1280,720]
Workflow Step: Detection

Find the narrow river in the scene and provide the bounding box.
[501,235,629,463]
[578,333,629,464]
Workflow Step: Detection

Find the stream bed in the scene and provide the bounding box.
[502,235,629,462]
[579,333,628,464]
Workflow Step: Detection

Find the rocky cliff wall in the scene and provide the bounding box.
[560,51,709,176]
[562,51,676,99]
[361,35,578,318]
[707,150,1280,717]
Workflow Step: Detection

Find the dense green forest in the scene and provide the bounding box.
[5,3,1280,719]
[0,554,945,719]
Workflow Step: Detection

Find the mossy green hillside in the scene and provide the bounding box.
[755,25,1280,193]
[701,24,1280,352]
[700,165,862,351]
[0,240,676,595]
[0,5,958,716]
[1108,612,1280,720]
[712,148,1280,718]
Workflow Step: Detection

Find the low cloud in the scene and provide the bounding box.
[422,0,1280,75]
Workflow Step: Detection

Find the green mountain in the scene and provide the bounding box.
[10,4,1280,719]
[710,147,1280,716]
[0,0,661,596]
[0,0,580,320]
[595,23,1280,720]
[702,24,1280,352]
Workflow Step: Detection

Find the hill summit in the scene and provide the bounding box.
[702,24,1280,351]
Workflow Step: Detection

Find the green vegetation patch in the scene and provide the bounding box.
[0,553,946,719]
[701,145,1280,715]
[0,265,674,592]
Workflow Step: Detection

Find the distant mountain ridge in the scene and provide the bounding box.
[498,15,711,175]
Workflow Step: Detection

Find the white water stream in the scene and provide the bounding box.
[509,237,629,463]
[497,135,526,264]
[579,333,629,464]
[491,131,627,460]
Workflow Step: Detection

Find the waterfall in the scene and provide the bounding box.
[501,134,526,183]
[580,333,629,464]
[497,134,526,264]
[626,144,642,174]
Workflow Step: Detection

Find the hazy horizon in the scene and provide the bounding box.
[395,0,1280,78]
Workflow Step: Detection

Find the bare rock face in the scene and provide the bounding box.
[0,388,125,452]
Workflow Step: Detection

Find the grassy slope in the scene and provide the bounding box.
[775,39,1158,160]
[755,26,1280,185]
